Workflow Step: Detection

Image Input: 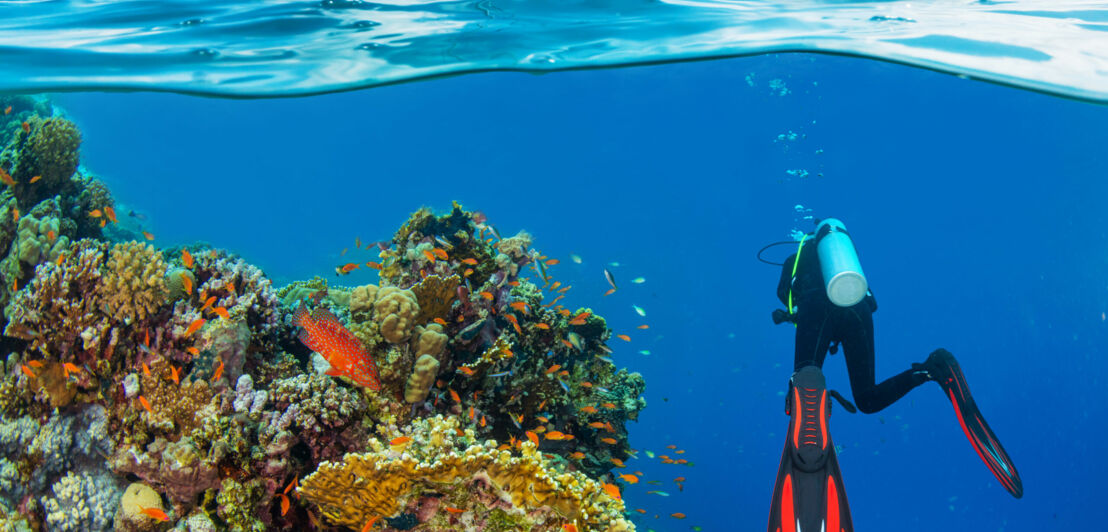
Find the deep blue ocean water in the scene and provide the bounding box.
[46,50,1108,531]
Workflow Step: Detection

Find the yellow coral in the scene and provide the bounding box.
[410,323,447,359]
[373,286,419,343]
[409,274,459,324]
[348,283,379,320]
[403,354,439,403]
[102,241,167,322]
[299,416,631,531]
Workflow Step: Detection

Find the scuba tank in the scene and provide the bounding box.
[816,218,868,307]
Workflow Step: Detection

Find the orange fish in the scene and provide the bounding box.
[579,406,598,414]
[361,516,379,532]
[366,261,383,270]
[11,279,16,292]
[463,268,474,277]
[545,364,561,375]
[588,422,606,429]
[480,415,487,427]
[560,338,574,349]
[675,459,689,464]
[538,399,547,410]
[508,280,520,287]
[674,476,686,482]
[184,318,205,336]
[432,248,448,260]
[169,365,180,385]
[601,483,621,500]
[478,291,494,301]
[580,381,593,388]
[444,507,465,515]
[63,362,81,378]
[29,175,41,184]
[675,450,686,454]
[99,218,106,228]
[457,366,475,377]
[569,452,586,459]
[87,209,101,218]
[279,493,290,516]
[226,281,235,293]
[545,258,560,265]
[563,524,578,532]
[509,301,529,313]
[104,206,118,224]
[468,406,475,420]
[666,444,677,449]
[449,389,461,403]
[20,121,29,133]
[545,431,572,440]
[340,262,359,273]
[671,513,687,519]
[11,207,18,221]
[611,458,625,467]
[637,324,649,329]
[601,402,617,409]
[139,506,170,522]
[616,334,631,342]
[180,273,193,294]
[433,317,447,326]
[558,308,571,316]
[181,249,194,268]
[601,437,617,444]
[0,170,14,189]
[26,360,43,368]
[214,306,230,320]
[422,249,436,263]
[558,285,572,293]
[19,364,34,378]
[536,323,550,330]
[618,474,639,484]
[142,231,155,241]
[603,288,616,296]
[200,296,216,312]
[525,431,539,446]
[186,346,200,356]
[284,477,298,494]
[390,436,412,446]
[462,258,478,265]
[139,395,152,413]
[142,362,151,377]
[212,359,224,382]
[635,509,647,514]
[292,304,381,390]
[55,253,65,266]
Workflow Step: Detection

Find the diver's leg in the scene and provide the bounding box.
[793,302,833,371]
[918,349,1023,498]
[839,303,927,414]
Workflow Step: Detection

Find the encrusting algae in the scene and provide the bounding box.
[0,96,651,531]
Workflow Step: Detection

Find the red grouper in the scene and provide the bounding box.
[292,303,381,391]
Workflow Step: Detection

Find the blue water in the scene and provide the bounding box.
[46,49,1108,531]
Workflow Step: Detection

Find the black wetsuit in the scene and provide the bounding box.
[777,238,927,414]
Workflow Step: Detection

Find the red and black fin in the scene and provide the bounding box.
[768,366,853,532]
[927,349,1023,498]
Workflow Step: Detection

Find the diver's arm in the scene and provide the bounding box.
[777,253,796,306]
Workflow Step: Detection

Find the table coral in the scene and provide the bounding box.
[102,241,167,322]
[409,274,459,324]
[299,415,632,531]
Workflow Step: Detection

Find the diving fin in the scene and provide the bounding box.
[768,366,853,532]
[924,349,1023,498]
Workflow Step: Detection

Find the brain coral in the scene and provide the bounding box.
[101,241,167,322]
[373,286,419,343]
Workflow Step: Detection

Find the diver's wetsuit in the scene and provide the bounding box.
[777,238,927,414]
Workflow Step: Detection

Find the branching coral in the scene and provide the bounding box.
[299,415,632,531]
[40,471,121,532]
[102,241,167,322]
[13,116,80,187]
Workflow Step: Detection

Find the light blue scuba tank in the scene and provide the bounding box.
[816,218,868,307]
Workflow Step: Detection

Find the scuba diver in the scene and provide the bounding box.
[764,218,1022,532]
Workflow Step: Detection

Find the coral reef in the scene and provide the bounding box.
[300,416,632,531]
[0,111,651,532]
